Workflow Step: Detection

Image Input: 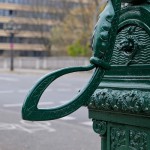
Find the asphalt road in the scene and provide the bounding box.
[0,70,100,150]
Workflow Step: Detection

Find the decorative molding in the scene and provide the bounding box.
[111,128,126,150]
[111,25,149,65]
[110,127,148,150]
[117,26,144,66]
[89,89,150,115]
[129,130,148,150]
[93,120,107,136]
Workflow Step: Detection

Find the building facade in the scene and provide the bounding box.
[0,0,87,57]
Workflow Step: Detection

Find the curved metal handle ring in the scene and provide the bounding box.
[22,64,106,121]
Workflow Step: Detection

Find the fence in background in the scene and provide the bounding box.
[0,57,89,70]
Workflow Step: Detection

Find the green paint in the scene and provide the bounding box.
[89,1,150,150]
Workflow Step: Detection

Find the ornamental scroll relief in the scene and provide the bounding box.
[129,130,148,150]
[89,89,150,114]
[92,123,148,150]
[111,128,148,150]
[111,25,148,65]
[111,128,126,150]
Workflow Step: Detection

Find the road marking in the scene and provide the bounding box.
[38,101,54,108]
[18,89,29,93]
[60,100,70,104]
[0,123,16,130]
[33,122,56,132]
[0,120,56,133]
[20,120,56,133]
[3,102,54,108]
[14,124,33,133]
[57,88,71,92]
[0,77,19,82]
[60,116,76,121]
[81,121,93,126]
[0,90,13,94]
[3,103,23,108]
[38,101,54,105]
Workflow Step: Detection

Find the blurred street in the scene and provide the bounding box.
[0,70,100,150]
[0,0,107,149]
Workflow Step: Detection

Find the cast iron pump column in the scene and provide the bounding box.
[22,0,150,150]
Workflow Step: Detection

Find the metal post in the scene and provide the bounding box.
[10,33,14,71]
[3,9,21,71]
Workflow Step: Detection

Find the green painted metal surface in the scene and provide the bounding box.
[88,1,150,150]
[22,0,150,149]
